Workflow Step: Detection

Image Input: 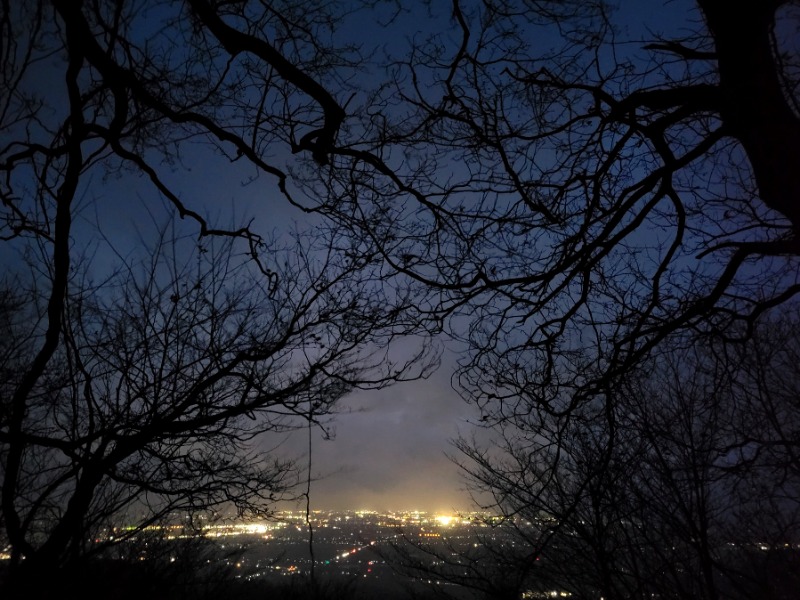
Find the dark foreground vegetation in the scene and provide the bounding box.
[1,540,798,600]
[0,562,395,600]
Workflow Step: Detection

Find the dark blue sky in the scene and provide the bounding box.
[273,0,700,513]
[1,0,701,515]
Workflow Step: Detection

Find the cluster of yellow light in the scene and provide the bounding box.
[521,592,572,599]
[434,515,454,526]
[241,523,268,535]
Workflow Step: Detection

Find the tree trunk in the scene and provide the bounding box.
[700,0,800,234]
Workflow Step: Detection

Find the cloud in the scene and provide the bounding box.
[272,365,481,511]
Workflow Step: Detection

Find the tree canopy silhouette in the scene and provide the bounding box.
[300,0,800,412]
[0,0,434,592]
[300,2,797,597]
[2,0,799,596]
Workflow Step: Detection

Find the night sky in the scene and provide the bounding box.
[2,0,699,515]
[291,361,481,512]
[247,0,698,514]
